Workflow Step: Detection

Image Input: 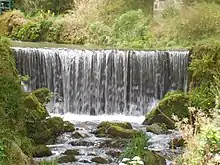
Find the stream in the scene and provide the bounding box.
[35,114,182,165]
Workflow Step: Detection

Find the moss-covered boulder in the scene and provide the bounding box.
[24,94,48,120]
[106,126,136,138]
[5,141,31,165]
[32,145,52,157]
[95,121,133,137]
[58,155,76,163]
[63,149,80,156]
[64,121,75,132]
[32,88,51,105]
[91,156,109,164]
[71,132,83,139]
[46,117,65,136]
[143,91,189,129]
[143,150,166,165]
[146,123,168,134]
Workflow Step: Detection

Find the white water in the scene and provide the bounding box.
[50,113,145,124]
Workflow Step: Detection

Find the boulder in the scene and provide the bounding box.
[46,117,64,136]
[95,121,133,137]
[143,91,189,129]
[105,150,121,157]
[91,156,109,164]
[69,140,94,146]
[146,123,168,134]
[24,94,48,120]
[63,149,80,156]
[32,88,51,105]
[5,141,31,165]
[64,121,75,132]
[32,145,52,157]
[143,150,166,165]
[106,126,136,138]
[71,132,83,139]
[58,155,76,163]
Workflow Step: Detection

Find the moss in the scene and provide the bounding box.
[63,149,80,156]
[64,121,75,132]
[143,150,166,165]
[146,123,168,135]
[46,117,65,136]
[91,156,108,164]
[24,94,48,120]
[96,121,133,135]
[58,155,76,163]
[106,125,136,138]
[143,91,189,129]
[32,145,52,157]
[32,88,51,105]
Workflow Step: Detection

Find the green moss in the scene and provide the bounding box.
[95,121,133,136]
[143,91,189,129]
[91,156,108,164]
[143,150,166,165]
[146,123,168,135]
[32,145,52,157]
[58,155,76,163]
[63,149,80,156]
[106,125,136,138]
[32,88,51,105]
[24,94,48,120]
[64,121,75,132]
[46,117,65,136]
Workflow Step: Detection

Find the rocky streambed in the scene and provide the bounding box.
[34,115,184,165]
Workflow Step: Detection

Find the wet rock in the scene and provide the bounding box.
[63,149,80,155]
[79,159,91,163]
[46,117,64,136]
[88,153,96,156]
[58,155,76,163]
[91,156,109,164]
[143,150,166,165]
[95,121,135,138]
[64,121,75,132]
[71,132,83,139]
[146,123,168,134]
[98,139,128,148]
[32,145,52,157]
[105,150,121,157]
[169,137,185,148]
[69,140,94,146]
[106,126,136,138]
[143,91,189,129]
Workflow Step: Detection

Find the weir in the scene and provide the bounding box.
[13,47,189,116]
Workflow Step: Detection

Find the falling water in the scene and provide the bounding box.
[13,47,189,116]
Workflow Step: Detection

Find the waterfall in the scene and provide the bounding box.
[13,47,189,116]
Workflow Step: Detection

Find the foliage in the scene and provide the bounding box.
[174,108,220,165]
[39,160,58,165]
[119,132,150,160]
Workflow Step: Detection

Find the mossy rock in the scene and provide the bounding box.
[143,150,166,165]
[71,132,83,139]
[46,117,65,136]
[63,149,80,156]
[32,88,51,104]
[64,121,75,132]
[169,137,185,149]
[146,123,168,135]
[32,145,52,157]
[95,121,133,136]
[27,121,52,144]
[58,155,76,163]
[24,94,48,120]
[91,156,109,164]
[4,140,31,165]
[143,91,189,129]
[106,126,136,138]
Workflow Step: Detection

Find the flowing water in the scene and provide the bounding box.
[13,47,188,116]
